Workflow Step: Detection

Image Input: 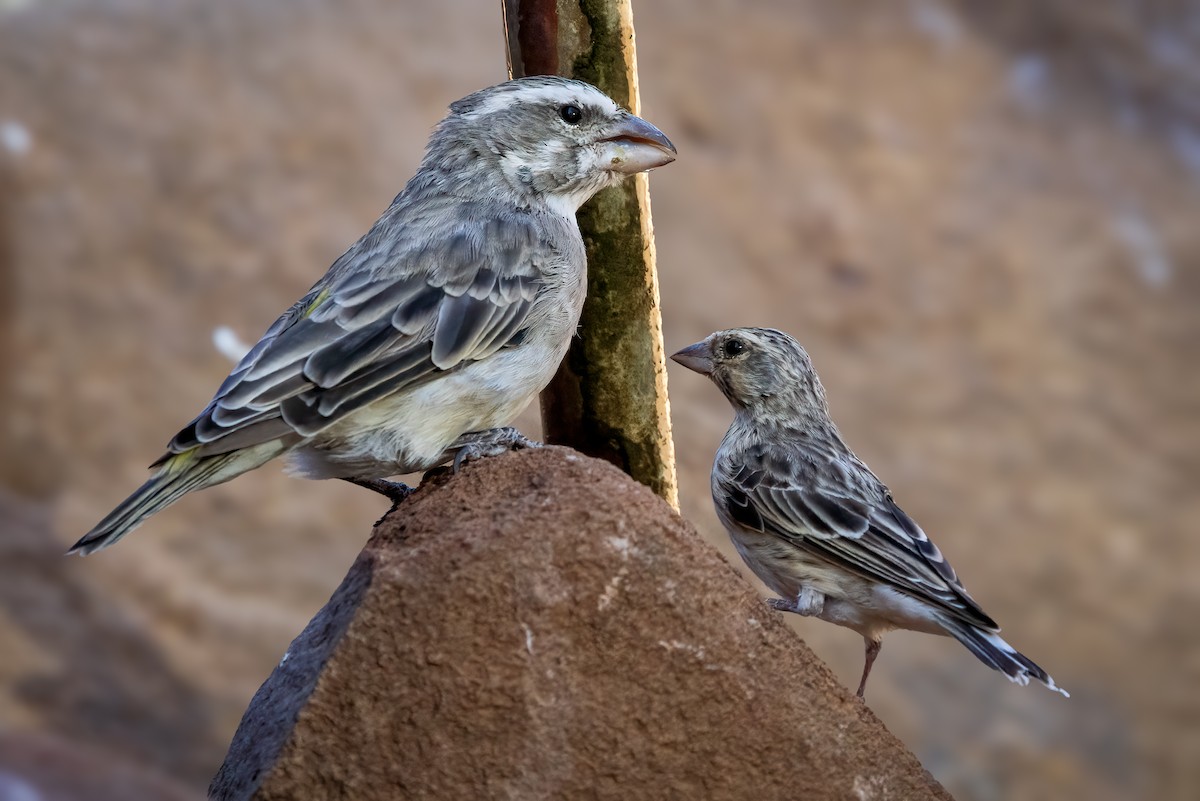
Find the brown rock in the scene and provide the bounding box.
[210,448,951,801]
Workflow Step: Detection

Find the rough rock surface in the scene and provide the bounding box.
[210,447,950,801]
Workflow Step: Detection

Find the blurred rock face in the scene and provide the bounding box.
[211,448,951,801]
[0,0,1195,799]
[0,730,196,801]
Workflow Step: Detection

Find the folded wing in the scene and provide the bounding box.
[716,450,997,631]
[157,214,546,462]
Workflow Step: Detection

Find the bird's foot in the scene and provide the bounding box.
[451,427,541,473]
[768,586,825,617]
[341,477,415,519]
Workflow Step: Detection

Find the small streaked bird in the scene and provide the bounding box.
[672,328,1067,699]
[71,76,676,555]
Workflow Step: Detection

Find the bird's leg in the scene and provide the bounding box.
[768,585,825,617]
[856,638,882,699]
[341,477,415,526]
[450,427,542,473]
[341,477,414,505]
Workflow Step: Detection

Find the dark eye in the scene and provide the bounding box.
[723,339,745,358]
[559,104,583,125]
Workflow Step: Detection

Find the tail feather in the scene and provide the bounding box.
[944,621,1069,697]
[70,444,281,555]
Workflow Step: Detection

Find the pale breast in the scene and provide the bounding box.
[727,525,945,640]
[293,279,583,479]
[290,208,587,480]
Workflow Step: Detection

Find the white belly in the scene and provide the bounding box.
[288,334,569,479]
[283,206,587,481]
[729,527,947,640]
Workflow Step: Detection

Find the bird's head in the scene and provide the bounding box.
[425,76,677,215]
[672,328,830,421]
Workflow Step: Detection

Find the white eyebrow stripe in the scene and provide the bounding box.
[462,84,620,119]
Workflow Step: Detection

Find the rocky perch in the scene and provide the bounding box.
[210,447,951,800]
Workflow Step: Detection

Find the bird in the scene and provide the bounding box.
[671,328,1067,699]
[71,76,677,555]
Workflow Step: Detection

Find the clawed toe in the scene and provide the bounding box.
[452,445,488,473]
[451,427,542,473]
[768,587,825,617]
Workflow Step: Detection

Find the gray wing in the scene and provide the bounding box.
[716,448,997,630]
[159,214,546,460]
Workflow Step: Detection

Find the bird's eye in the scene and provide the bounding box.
[723,339,745,358]
[559,104,583,125]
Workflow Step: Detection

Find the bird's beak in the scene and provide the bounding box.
[596,112,677,174]
[670,341,714,375]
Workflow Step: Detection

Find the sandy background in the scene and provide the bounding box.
[0,0,1197,798]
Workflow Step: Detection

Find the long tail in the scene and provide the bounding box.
[70,443,283,556]
[943,620,1069,697]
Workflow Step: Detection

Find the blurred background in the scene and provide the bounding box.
[1,0,1197,798]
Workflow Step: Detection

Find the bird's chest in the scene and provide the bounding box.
[539,239,588,335]
[325,277,583,473]
[722,517,881,634]
[725,525,939,639]
[726,526,838,599]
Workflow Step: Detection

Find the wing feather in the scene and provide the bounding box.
[718,449,996,630]
[313,344,436,419]
[304,315,403,388]
[162,211,548,457]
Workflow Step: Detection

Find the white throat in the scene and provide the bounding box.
[541,189,591,220]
